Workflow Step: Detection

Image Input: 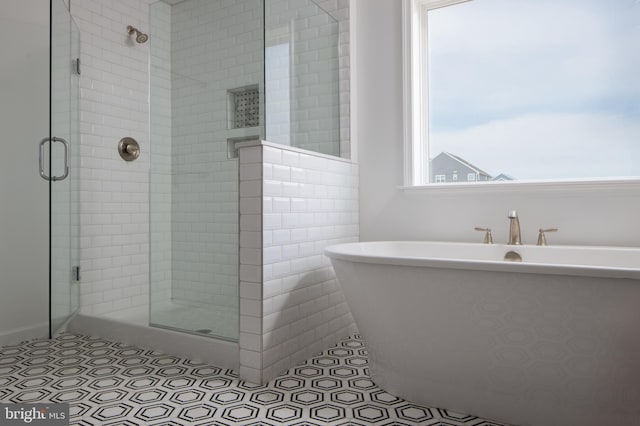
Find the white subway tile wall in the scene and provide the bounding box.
[72,0,151,316]
[238,146,264,384]
[239,143,358,383]
[169,0,263,322]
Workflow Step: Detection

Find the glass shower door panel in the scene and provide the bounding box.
[265,0,341,156]
[148,0,265,342]
[50,0,80,335]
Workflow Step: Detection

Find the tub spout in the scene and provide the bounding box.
[508,210,522,245]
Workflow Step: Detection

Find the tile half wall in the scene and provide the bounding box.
[238,141,359,384]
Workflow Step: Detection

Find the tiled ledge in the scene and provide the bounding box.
[236,140,355,164]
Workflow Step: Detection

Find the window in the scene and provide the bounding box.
[435,174,446,183]
[403,0,640,186]
[467,173,476,182]
[452,171,458,181]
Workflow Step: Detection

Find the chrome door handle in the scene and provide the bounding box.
[39,136,69,181]
[39,137,49,180]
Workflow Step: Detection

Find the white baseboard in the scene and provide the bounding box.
[0,322,48,347]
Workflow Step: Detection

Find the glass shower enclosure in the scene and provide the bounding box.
[49,0,80,336]
[149,0,341,341]
[149,0,266,341]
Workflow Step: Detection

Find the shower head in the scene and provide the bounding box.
[136,32,149,43]
[127,25,149,44]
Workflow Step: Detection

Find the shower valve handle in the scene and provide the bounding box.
[118,137,140,161]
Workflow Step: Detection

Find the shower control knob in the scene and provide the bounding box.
[118,137,140,161]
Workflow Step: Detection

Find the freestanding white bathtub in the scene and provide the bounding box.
[325,241,640,426]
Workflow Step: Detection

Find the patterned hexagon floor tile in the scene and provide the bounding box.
[0,333,510,425]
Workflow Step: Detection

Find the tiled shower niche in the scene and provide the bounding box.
[228,85,260,129]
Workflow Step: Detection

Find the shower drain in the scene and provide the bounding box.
[195,329,213,334]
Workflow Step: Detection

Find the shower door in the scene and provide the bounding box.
[48,0,80,336]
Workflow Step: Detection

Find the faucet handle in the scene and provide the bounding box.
[537,228,558,246]
[474,227,493,244]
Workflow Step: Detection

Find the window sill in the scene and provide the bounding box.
[399,178,640,195]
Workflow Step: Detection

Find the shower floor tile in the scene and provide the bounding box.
[151,300,238,339]
[102,301,238,340]
[0,333,509,426]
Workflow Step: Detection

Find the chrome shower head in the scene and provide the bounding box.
[127,25,148,44]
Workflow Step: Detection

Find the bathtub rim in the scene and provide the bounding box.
[325,241,640,280]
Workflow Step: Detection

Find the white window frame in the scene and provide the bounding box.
[401,0,640,193]
[402,0,470,186]
[435,174,446,183]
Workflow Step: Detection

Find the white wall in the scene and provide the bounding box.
[356,0,640,247]
[0,0,50,343]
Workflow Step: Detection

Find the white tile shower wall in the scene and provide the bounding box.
[260,144,358,382]
[72,0,151,315]
[169,0,263,313]
[149,1,172,307]
[265,0,350,158]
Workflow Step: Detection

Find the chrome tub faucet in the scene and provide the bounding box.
[508,210,522,245]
